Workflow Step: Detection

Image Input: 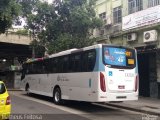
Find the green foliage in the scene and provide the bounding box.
[17,0,39,17]
[20,0,102,54]
[30,40,45,57]
[0,0,21,33]
[15,29,28,35]
[47,33,72,53]
[50,33,97,53]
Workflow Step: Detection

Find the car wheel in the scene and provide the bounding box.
[53,87,62,105]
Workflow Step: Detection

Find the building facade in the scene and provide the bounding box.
[0,33,32,89]
[94,0,160,98]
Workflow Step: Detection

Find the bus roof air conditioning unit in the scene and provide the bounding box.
[127,33,137,41]
[143,30,157,43]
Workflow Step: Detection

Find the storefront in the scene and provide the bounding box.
[136,45,159,98]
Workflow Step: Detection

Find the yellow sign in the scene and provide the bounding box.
[128,59,134,64]
[126,51,132,57]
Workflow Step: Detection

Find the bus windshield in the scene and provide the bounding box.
[103,46,136,69]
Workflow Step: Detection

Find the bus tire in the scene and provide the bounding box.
[53,87,62,105]
[25,84,30,96]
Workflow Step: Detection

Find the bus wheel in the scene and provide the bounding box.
[53,87,62,105]
[25,84,30,96]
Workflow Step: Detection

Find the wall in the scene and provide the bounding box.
[0,34,32,45]
[149,53,158,98]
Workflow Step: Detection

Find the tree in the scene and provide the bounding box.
[0,0,20,33]
[48,0,102,52]
[18,0,56,57]
[20,0,102,54]
[17,0,39,17]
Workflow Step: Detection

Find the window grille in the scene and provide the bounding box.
[113,6,122,24]
[148,0,160,7]
[128,0,143,14]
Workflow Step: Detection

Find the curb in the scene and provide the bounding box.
[105,103,160,116]
[8,89,22,91]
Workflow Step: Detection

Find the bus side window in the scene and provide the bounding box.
[74,54,81,72]
[81,50,96,72]
[88,51,96,71]
[28,63,34,74]
[41,61,46,74]
[69,54,81,72]
[49,58,58,73]
[32,63,37,74]
[44,59,50,73]
[69,55,75,72]
[82,52,88,72]
[62,56,69,73]
[21,64,27,80]
[56,58,61,73]
[33,61,42,74]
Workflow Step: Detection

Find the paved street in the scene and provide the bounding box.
[7,91,157,120]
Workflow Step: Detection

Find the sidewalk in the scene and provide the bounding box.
[105,97,160,115]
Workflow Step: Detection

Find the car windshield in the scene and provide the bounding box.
[0,83,6,94]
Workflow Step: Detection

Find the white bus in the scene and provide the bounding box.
[21,44,138,104]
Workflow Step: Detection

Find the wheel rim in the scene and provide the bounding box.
[55,91,60,102]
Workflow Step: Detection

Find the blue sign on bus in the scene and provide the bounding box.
[104,47,126,66]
